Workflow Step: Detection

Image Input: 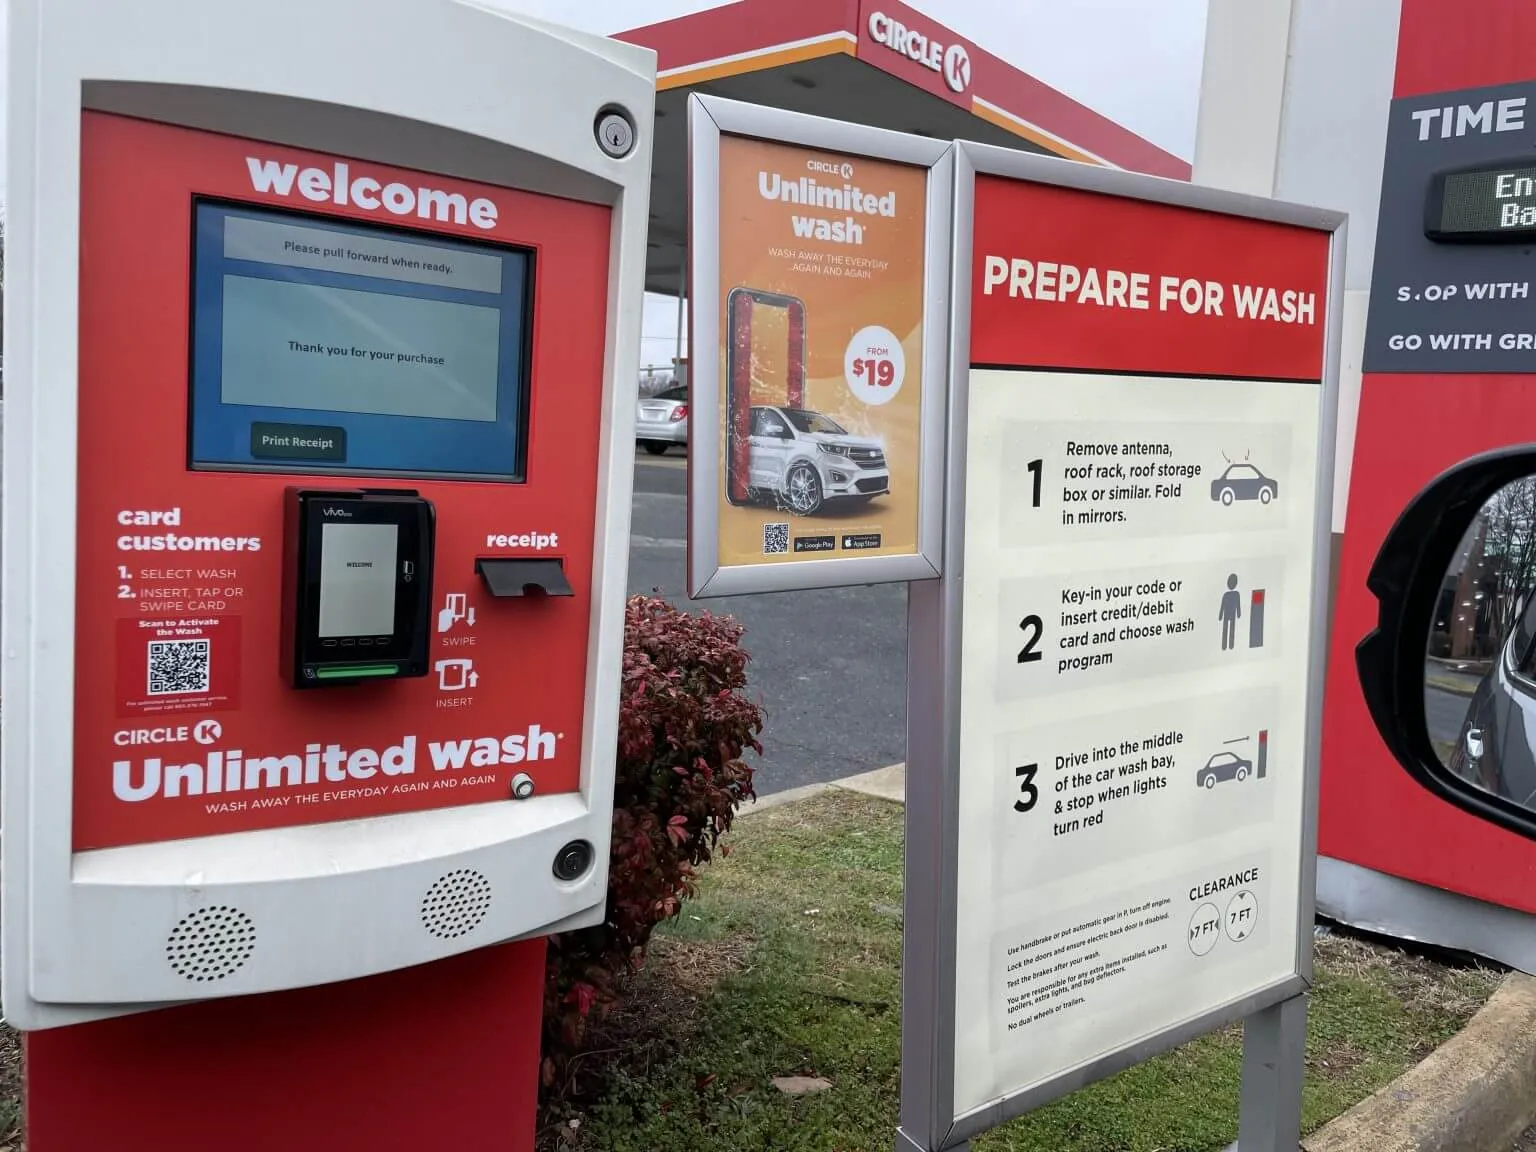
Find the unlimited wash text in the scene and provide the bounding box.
[759,169,897,246]
[112,725,560,803]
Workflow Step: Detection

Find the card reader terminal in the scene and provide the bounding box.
[282,487,435,688]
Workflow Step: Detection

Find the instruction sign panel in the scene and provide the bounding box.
[949,174,1334,1120]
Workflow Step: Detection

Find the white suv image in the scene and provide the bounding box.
[746,405,891,516]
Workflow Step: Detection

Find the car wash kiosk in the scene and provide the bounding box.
[3,0,652,1147]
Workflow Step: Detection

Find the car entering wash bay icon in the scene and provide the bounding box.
[1197,730,1270,788]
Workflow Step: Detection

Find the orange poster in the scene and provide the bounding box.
[714,135,929,567]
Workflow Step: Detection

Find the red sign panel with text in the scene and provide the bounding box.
[75,112,611,850]
[969,175,1330,379]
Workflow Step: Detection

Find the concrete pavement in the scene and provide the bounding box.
[743,761,906,815]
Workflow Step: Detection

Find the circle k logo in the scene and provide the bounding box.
[807,159,856,179]
[113,720,223,747]
[943,42,971,94]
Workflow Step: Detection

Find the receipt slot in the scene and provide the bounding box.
[4,0,653,1148]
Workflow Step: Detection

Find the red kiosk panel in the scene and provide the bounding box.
[74,113,613,850]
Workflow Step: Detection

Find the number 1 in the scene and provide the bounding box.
[1027,459,1042,507]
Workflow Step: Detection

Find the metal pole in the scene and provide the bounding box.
[1231,994,1307,1151]
[675,261,686,374]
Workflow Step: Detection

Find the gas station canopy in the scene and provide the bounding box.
[618,0,1190,295]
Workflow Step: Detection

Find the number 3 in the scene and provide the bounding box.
[1015,764,1039,812]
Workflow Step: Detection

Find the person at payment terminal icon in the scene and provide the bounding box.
[1219,574,1241,651]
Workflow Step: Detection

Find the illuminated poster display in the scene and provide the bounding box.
[687,96,950,595]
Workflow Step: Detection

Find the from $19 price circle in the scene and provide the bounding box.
[844,324,906,405]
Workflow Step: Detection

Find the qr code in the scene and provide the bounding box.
[147,639,212,696]
[763,522,790,555]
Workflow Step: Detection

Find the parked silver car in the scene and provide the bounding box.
[636,386,689,455]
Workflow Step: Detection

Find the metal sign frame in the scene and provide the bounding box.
[686,94,953,597]
[898,139,1346,1152]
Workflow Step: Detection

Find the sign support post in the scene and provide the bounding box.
[1235,996,1309,1151]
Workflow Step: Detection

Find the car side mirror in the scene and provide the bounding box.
[1357,445,1536,841]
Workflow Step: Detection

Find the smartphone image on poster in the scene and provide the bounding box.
[725,287,805,506]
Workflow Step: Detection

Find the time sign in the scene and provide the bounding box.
[1425,158,1536,241]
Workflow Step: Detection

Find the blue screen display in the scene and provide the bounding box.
[189,202,531,480]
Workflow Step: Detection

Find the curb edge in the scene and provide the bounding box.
[1303,970,1536,1152]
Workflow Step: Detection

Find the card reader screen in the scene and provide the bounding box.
[317,522,400,638]
[189,201,533,480]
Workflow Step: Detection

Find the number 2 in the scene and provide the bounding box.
[117,585,133,599]
[1015,764,1039,812]
[1017,615,1043,663]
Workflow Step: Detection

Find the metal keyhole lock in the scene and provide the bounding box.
[510,773,536,799]
[595,107,637,159]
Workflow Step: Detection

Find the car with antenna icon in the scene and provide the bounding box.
[1211,461,1279,506]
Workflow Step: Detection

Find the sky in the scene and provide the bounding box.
[0,0,1210,367]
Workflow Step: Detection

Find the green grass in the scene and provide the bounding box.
[542,790,1502,1152]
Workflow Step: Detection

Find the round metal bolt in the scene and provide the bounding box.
[595,109,636,159]
[510,773,536,800]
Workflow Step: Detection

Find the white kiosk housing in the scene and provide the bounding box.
[4,0,654,1029]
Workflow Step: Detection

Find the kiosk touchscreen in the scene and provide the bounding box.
[3,0,655,1029]
[190,201,534,481]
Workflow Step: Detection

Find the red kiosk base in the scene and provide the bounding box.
[25,940,544,1151]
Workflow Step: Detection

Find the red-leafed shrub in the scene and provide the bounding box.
[541,594,763,1084]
